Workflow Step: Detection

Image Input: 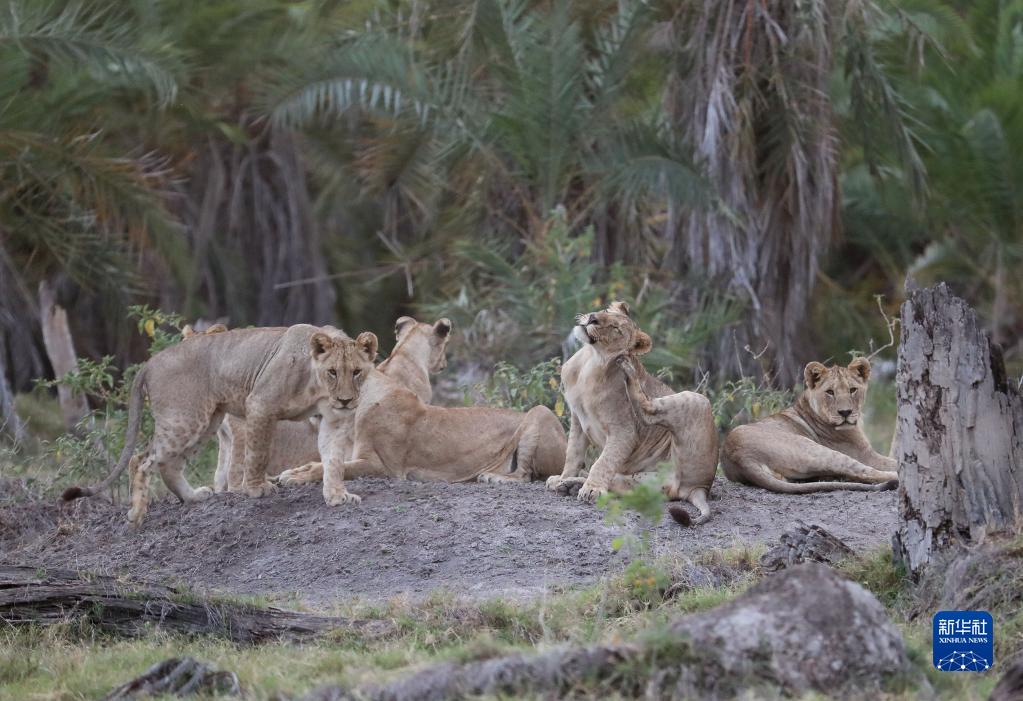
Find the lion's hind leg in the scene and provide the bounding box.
[275,461,325,486]
[740,461,896,494]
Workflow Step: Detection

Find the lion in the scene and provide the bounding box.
[262,316,454,490]
[547,302,718,525]
[312,354,567,506]
[720,358,899,494]
[62,325,378,525]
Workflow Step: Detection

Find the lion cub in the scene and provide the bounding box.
[548,302,718,524]
[721,358,899,494]
[63,325,377,525]
[314,358,566,506]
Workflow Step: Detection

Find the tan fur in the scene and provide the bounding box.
[315,359,567,506]
[548,302,719,524]
[721,358,899,493]
[66,325,377,526]
[261,317,454,492]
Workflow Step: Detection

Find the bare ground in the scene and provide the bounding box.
[1,477,896,606]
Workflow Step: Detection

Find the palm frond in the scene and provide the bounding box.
[0,1,179,106]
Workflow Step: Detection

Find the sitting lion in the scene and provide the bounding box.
[547,302,718,525]
[720,358,898,493]
[312,353,567,505]
[213,316,452,492]
[63,325,378,525]
[265,316,453,490]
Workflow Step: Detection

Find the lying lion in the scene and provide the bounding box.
[215,316,452,492]
[312,351,567,505]
[721,358,899,493]
[548,302,718,525]
[63,325,377,525]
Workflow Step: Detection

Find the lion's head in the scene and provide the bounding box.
[309,330,378,410]
[573,301,652,359]
[394,316,452,373]
[802,357,871,430]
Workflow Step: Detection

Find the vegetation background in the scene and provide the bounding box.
[0,0,1018,462]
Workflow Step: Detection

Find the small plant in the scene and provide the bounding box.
[598,468,671,608]
[467,358,566,428]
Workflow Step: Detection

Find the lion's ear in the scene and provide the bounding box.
[356,332,379,361]
[632,331,652,356]
[310,332,335,359]
[848,356,871,382]
[394,316,416,339]
[804,361,828,389]
[609,301,631,317]
[434,318,452,338]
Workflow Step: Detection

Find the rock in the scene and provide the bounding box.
[991,659,1023,701]
[293,564,920,701]
[759,521,856,571]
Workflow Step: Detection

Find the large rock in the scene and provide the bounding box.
[297,564,919,701]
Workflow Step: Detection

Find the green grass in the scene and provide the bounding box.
[3,545,1004,701]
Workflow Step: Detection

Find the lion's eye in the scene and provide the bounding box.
[850,387,858,395]
[353,369,361,378]
[825,389,835,397]
[327,369,337,378]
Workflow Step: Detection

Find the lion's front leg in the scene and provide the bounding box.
[241,411,276,498]
[547,412,588,493]
[322,457,379,506]
[577,435,635,504]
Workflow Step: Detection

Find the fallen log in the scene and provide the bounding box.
[759,521,855,572]
[293,564,921,701]
[0,565,393,644]
[891,283,1023,578]
[101,657,240,700]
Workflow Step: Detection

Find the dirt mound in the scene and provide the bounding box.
[2,478,897,605]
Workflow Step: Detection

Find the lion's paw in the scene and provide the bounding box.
[243,481,277,498]
[324,490,361,507]
[125,504,147,528]
[549,476,585,497]
[191,486,214,502]
[545,475,563,491]
[577,483,607,504]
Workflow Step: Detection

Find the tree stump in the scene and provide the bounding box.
[38,279,90,431]
[0,341,26,444]
[892,283,1023,578]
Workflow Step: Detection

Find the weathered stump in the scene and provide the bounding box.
[892,283,1023,578]
[38,279,90,431]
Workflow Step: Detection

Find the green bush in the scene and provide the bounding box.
[466,358,566,428]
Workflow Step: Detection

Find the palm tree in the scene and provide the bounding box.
[0,1,180,424]
[657,0,957,382]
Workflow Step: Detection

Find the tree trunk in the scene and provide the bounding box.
[892,282,1023,579]
[0,565,393,644]
[0,340,27,444]
[38,279,90,431]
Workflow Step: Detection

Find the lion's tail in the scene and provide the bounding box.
[62,365,148,501]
